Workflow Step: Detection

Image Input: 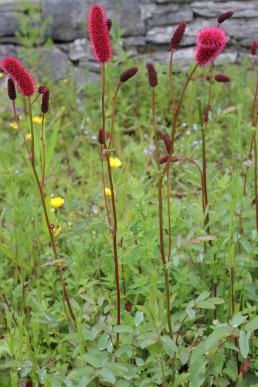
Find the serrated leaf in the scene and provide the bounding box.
[98,332,109,351]
[134,311,144,326]
[161,335,178,357]
[173,373,189,386]
[99,367,116,384]
[83,353,101,368]
[239,330,250,358]
[245,316,258,332]
[113,325,134,334]
[205,326,231,352]
[230,313,248,328]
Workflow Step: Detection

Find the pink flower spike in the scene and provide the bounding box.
[88,4,113,63]
[251,40,257,56]
[214,74,231,83]
[1,56,35,97]
[195,27,227,66]
[170,21,187,50]
[217,11,234,25]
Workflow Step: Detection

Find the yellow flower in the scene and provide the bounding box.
[109,157,122,168]
[0,73,4,78]
[50,197,65,209]
[62,79,68,84]
[32,116,43,124]
[105,188,112,196]
[10,122,18,129]
[26,133,32,141]
[54,225,62,237]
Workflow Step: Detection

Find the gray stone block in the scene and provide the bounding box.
[42,0,86,42]
[0,12,20,37]
[147,10,193,27]
[0,44,17,61]
[192,1,258,18]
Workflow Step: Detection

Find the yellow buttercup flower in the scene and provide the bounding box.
[0,73,4,78]
[105,188,112,196]
[10,122,18,129]
[54,225,62,237]
[32,116,43,124]
[62,79,68,84]
[50,197,65,209]
[26,133,32,141]
[109,157,122,168]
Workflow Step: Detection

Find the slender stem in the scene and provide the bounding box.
[169,49,176,113]
[167,169,172,261]
[163,64,199,176]
[100,63,121,347]
[41,114,46,188]
[100,145,112,227]
[108,82,121,149]
[254,133,258,231]
[12,101,31,160]
[27,97,76,327]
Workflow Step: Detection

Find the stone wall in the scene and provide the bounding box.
[0,0,257,82]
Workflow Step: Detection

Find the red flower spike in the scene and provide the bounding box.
[1,56,35,97]
[107,19,112,32]
[88,4,113,63]
[214,74,231,83]
[146,63,158,88]
[98,128,110,144]
[125,303,131,312]
[120,67,138,83]
[195,27,227,66]
[241,358,250,376]
[251,40,257,56]
[170,21,186,50]
[38,85,47,94]
[7,78,17,101]
[41,89,50,114]
[204,104,211,123]
[161,134,172,153]
[217,11,234,25]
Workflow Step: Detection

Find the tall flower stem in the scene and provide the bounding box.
[11,98,76,327]
[108,82,121,149]
[100,63,121,348]
[169,48,176,113]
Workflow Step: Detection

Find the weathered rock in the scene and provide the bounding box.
[42,0,86,42]
[0,0,40,12]
[140,4,179,20]
[147,9,193,27]
[119,0,146,36]
[0,44,17,60]
[0,12,20,37]
[192,1,258,18]
[68,39,87,62]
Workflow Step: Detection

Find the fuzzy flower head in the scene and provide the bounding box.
[50,197,65,209]
[169,21,186,50]
[146,63,158,88]
[1,56,35,96]
[88,4,113,63]
[195,27,227,66]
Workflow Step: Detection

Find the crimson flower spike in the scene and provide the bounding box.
[120,67,138,83]
[7,78,17,101]
[214,74,231,83]
[217,11,234,25]
[107,19,112,32]
[169,21,186,50]
[1,56,35,97]
[38,85,47,94]
[41,89,50,114]
[98,128,110,144]
[251,40,257,56]
[146,63,158,88]
[88,4,113,63]
[195,27,227,66]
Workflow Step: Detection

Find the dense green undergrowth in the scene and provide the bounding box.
[0,49,257,387]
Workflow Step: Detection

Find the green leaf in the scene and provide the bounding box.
[83,353,101,368]
[196,300,215,309]
[113,325,134,334]
[231,313,248,328]
[195,234,217,241]
[189,356,207,387]
[239,330,250,358]
[205,326,231,352]
[173,373,189,387]
[134,311,144,326]
[20,359,33,378]
[99,367,116,384]
[245,316,258,332]
[161,335,178,357]
[98,333,109,351]
[66,366,94,380]
[222,106,237,115]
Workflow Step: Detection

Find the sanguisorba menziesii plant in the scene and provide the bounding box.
[88,4,138,348]
[1,56,76,327]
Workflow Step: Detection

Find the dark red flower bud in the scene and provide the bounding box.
[241,358,250,376]
[38,85,47,94]
[107,19,112,32]
[251,40,257,56]
[7,78,17,101]
[120,67,138,83]
[169,21,186,50]
[146,63,158,88]
[49,224,55,230]
[41,89,50,114]
[204,104,211,124]
[98,128,110,144]
[217,11,234,25]
[159,155,180,164]
[214,74,231,83]
[125,303,131,312]
[161,134,172,153]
